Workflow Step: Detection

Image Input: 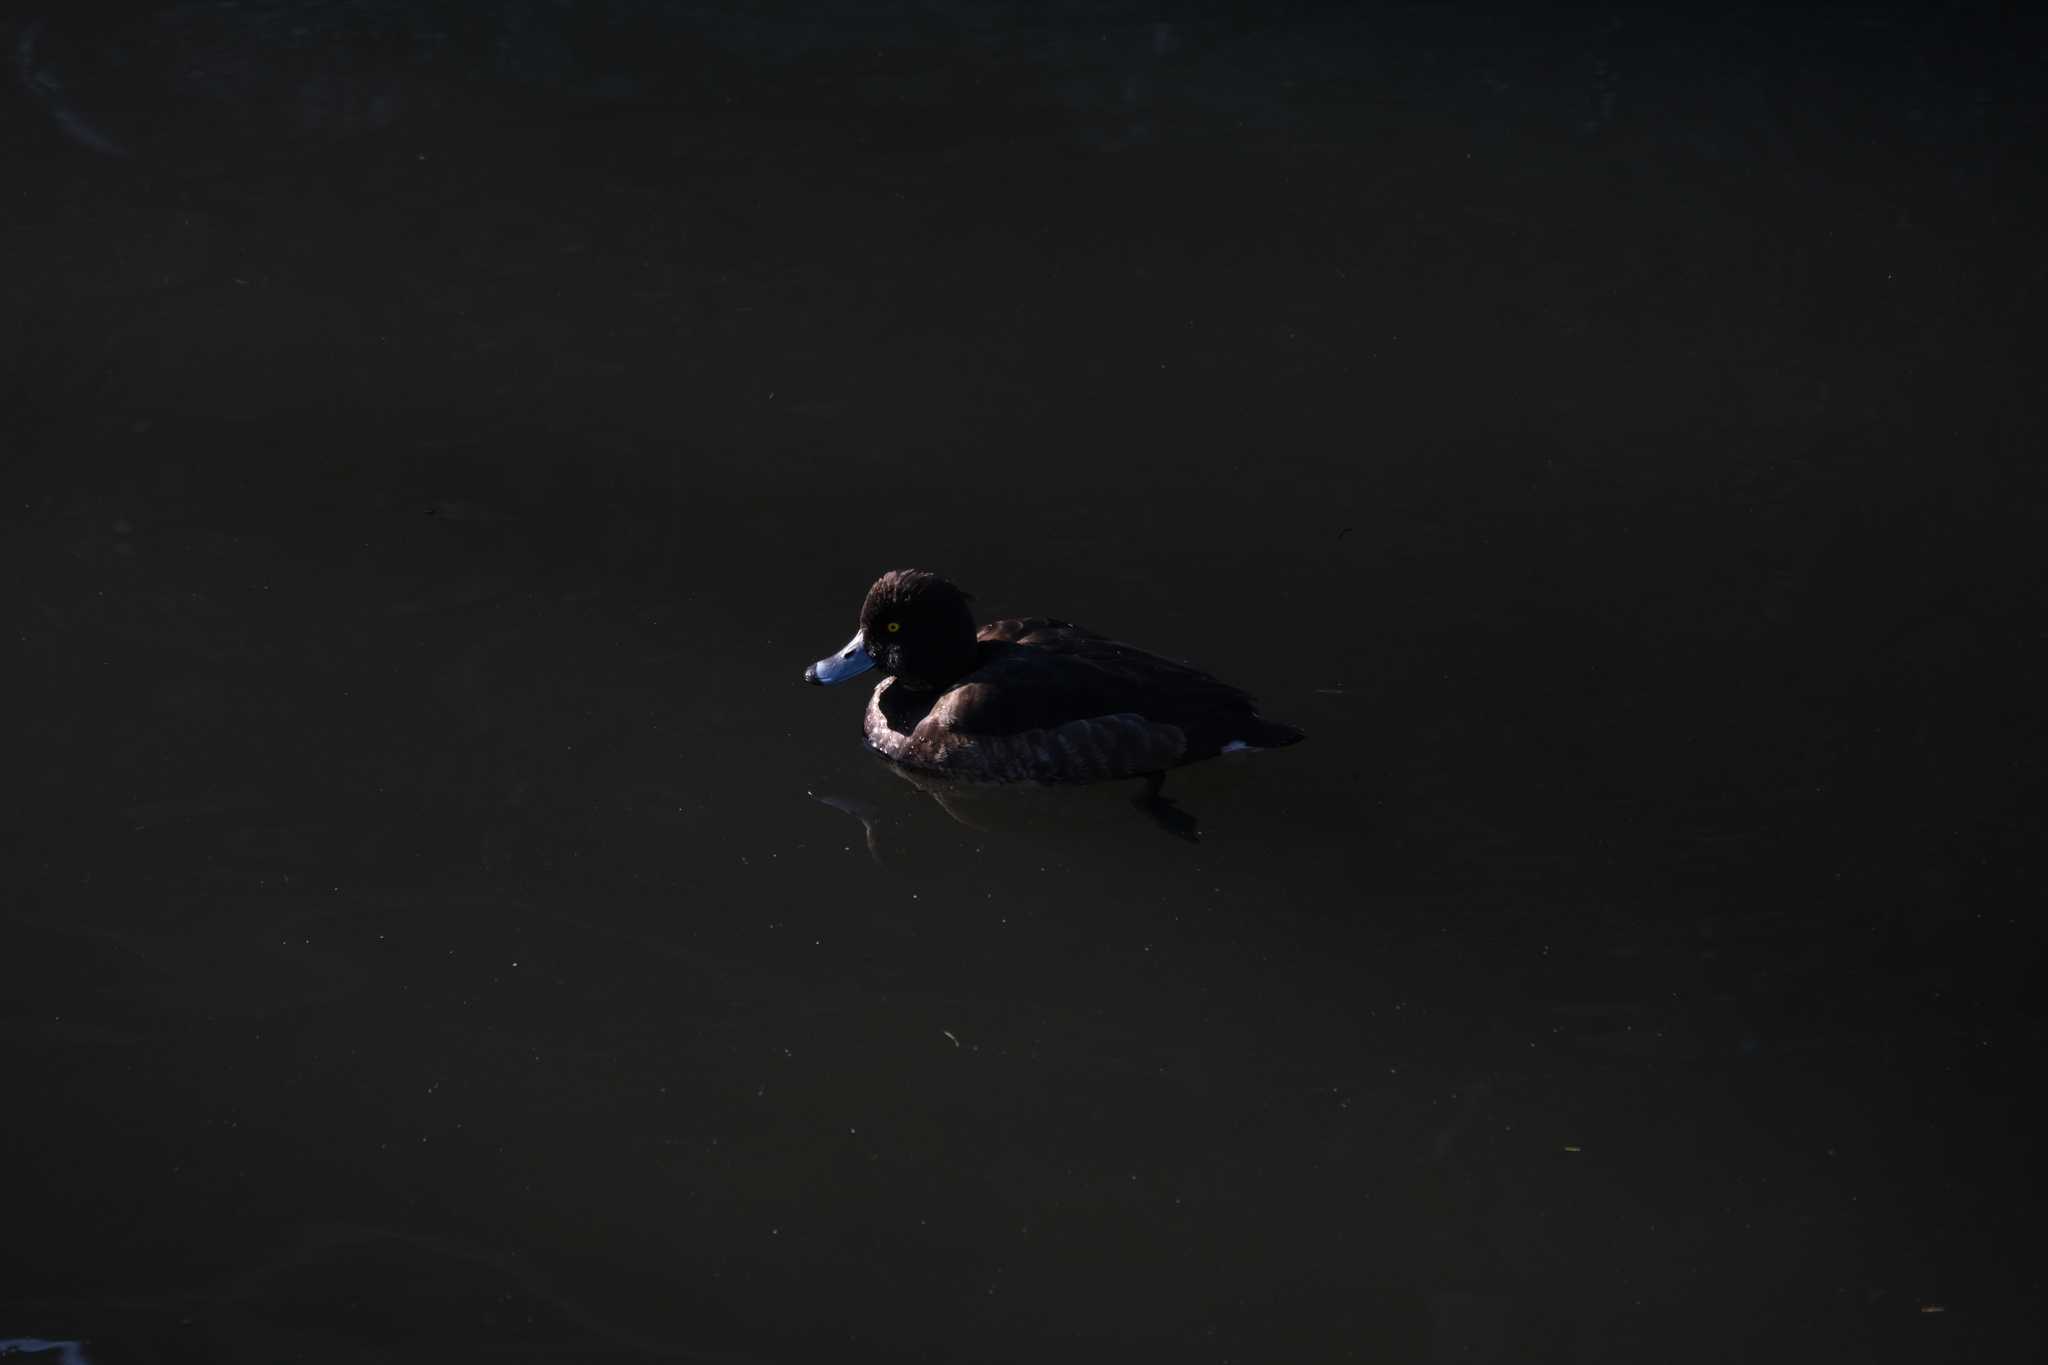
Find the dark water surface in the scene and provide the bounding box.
[4,3,2041,1361]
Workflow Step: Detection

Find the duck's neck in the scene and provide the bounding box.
[895,634,979,691]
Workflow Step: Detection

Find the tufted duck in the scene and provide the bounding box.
[803,570,1304,787]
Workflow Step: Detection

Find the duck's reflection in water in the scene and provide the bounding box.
[811,757,1209,867]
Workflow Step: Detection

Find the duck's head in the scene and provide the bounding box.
[803,569,978,690]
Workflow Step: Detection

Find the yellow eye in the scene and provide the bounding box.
[885,621,901,633]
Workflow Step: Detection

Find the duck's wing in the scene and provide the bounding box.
[977,620,1251,707]
[962,626,1261,724]
[971,630,1300,758]
[977,617,1100,647]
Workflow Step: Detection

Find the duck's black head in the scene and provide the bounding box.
[804,569,979,690]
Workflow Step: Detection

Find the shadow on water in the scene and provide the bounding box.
[3,2,2044,1362]
[810,750,1287,856]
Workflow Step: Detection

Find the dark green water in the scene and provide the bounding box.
[3,4,2040,1361]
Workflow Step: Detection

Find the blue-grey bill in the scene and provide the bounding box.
[804,630,874,685]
